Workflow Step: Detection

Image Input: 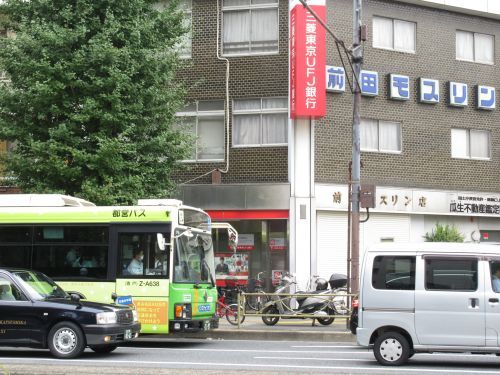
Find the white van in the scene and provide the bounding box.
[357,242,500,365]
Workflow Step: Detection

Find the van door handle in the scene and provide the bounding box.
[470,298,479,308]
[489,298,499,303]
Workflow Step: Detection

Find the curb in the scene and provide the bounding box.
[136,330,356,342]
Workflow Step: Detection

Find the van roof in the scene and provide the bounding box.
[366,242,500,255]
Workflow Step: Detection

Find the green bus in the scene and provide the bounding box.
[0,194,237,334]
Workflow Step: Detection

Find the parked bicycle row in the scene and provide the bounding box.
[216,272,353,326]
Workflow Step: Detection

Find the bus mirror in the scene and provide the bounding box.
[228,227,238,252]
[157,233,166,251]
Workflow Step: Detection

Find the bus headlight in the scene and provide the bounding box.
[96,311,117,325]
[132,309,139,322]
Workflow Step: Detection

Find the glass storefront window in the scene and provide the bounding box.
[212,219,288,291]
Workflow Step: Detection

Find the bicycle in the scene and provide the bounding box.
[216,289,245,326]
[245,271,269,312]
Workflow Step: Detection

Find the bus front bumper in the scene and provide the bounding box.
[170,316,219,333]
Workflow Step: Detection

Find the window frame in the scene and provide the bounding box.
[456,30,494,65]
[371,255,416,291]
[424,256,479,292]
[372,16,416,54]
[177,0,192,59]
[451,128,491,161]
[232,97,288,148]
[221,0,280,57]
[360,118,402,154]
[176,101,226,162]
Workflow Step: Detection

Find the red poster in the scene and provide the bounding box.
[290,0,326,119]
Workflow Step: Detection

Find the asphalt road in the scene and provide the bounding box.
[0,339,500,375]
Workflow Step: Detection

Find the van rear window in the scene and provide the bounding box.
[425,258,477,291]
[372,256,415,290]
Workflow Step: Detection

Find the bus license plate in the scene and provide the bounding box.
[203,321,210,330]
[124,329,132,339]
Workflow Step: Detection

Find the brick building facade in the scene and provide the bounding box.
[176,0,500,288]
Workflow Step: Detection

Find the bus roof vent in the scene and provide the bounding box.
[138,199,183,207]
[0,194,95,207]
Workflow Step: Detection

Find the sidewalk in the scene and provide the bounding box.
[172,315,355,342]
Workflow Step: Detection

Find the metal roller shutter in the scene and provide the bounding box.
[316,211,411,279]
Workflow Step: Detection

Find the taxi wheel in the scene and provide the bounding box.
[48,321,86,359]
[90,345,118,354]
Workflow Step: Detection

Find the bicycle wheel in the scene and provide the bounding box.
[246,294,261,311]
[225,303,245,325]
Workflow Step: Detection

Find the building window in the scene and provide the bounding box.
[456,30,494,64]
[361,118,401,153]
[155,0,192,58]
[451,128,490,160]
[176,101,225,162]
[222,0,279,56]
[372,16,416,53]
[232,97,287,147]
[177,0,192,59]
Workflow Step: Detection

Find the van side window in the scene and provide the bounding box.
[372,256,415,290]
[425,258,477,291]
[490,261,500,292]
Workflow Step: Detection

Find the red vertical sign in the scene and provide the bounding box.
[290,0,326,119]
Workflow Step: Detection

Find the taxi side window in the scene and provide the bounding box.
[0,276,26,301]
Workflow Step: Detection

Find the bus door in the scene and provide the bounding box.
[112,224,171,334]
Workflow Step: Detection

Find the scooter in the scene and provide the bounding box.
[261,273,347,326]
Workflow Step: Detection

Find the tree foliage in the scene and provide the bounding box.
[0,0,191,205]
[424,223,464,242]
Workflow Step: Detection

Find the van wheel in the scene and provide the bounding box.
[373,332,410,366]
[48,321,86,359]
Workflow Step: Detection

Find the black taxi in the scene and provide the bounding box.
[0,268,140,358]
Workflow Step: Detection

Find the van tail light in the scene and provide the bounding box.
[352,298,359,308]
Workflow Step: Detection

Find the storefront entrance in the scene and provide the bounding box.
[209,210,289,292]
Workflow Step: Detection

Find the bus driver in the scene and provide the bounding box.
[127,249,144,275]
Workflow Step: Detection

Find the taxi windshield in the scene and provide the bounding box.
[12,270,67,300]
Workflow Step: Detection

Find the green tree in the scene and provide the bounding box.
[0,0,191,205]
[424,223,464,242]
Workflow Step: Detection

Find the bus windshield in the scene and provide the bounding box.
[173,229,215,284]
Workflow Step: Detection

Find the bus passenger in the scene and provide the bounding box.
[127,249,144,275]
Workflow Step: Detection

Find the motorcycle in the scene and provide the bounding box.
[261,272,348,326]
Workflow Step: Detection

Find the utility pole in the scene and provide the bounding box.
[350,0,363,294]
[297,0,363,293]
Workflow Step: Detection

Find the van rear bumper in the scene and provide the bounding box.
[356,328,371,346]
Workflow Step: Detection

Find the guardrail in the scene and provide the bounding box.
[234,291,355,328]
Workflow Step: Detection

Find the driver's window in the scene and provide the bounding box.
[119,233,169,277]
[0,276,26,301]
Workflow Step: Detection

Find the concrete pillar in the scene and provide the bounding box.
[289,118,315,290]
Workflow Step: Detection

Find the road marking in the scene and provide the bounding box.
[291,345,363,348]
[0,357,499,374]
[118,347,369,355]
[117,347,363,354]
[254,356,372,362]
